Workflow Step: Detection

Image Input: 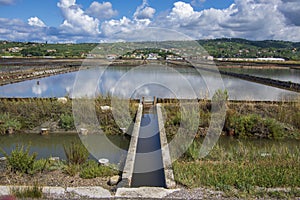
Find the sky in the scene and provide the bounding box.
[0,0,300,43]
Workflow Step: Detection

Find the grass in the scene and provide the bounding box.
[173,140,300,198]
[163,100,300,140]
[79,160,119,179]
[64,141,89,165]
[0,96,138,135]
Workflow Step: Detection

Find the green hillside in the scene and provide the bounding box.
[1,38,300,60]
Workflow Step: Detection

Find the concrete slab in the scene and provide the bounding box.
[66,187,111,199]
[42,186,65,199]
[0,186,10,196]
[115,187,180,198]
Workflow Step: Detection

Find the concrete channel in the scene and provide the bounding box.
[118,98,175,188]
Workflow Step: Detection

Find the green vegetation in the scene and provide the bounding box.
[1,38,300,60]
[0,113,21,135]
[174,140,300,198]
[11,183,43,199]
[80,160,118,179]
[0,97,138,134]
[0,41,97,58]
[1,144,37,174]
[163,98,300,140]
[64,141,89,165]
[199,38,300,60]
[59,113,75,130]
[226,114,286,138]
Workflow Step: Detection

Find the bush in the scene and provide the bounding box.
[59,113,75,130]
[1,145,37,174]
[80,160,118,179]
[64,141,89,165]
[228,114,285,138]
[0,113,21,134]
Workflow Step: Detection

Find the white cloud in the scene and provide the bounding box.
[101,16,150,39]
[155,0,300,41]
[57,0,100,35]
[86,1,118,20]
[0,0,15,5]
[1,0,300,42]
[28,17,46,27]
[134,0,156,20]
[279,0,300,26]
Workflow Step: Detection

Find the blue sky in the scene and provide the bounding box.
[0,0,300,42]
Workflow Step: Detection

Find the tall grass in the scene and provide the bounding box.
[173,140,300,197]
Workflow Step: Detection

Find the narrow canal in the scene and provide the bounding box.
[131,107,166,187]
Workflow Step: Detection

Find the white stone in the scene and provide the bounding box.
[108,175,121,186]
[0,157,7,161]
[120,127,127,134]
[66,187,111,199]
[79,128,88,135]
[49,157,60,161]
[100,106,112,111]
[57,97,68,104]
[115,187,180,198]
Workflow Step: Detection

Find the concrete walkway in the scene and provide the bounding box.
[0,185,181,199]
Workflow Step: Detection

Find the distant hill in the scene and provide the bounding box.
[0,38,299,60]
[198,38,300,60]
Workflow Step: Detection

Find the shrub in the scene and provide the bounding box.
[228,114,285,139]
[31,159,48,174]
[59,113,75,130]
[0,113,21,134]
[1,145,37,174]
[64,141,89,165]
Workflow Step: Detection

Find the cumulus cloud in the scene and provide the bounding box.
[154,0,300,41]
[101,0,155,40]
[86,1,118,20]
[57,0,100,35]
[1,0,300,42]
[0,0,15,5]
[134,0,156,20]
[28,17,46,27]
[279,0,300,26]
[101,16,151,40]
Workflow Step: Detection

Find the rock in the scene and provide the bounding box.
[0,157,7,161]
[100,106,112,111]
[108,175,121,186]
[57,97,68,104]
[120,127,127,134]
[6,127,14,135]
[79,128,88,135]
[49,157,60,162]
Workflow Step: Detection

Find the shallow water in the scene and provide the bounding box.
[0,66,299,101]
[0,133,130,164]
[221,68,300,84]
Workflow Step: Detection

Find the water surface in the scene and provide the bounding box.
[0,66,299,101]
